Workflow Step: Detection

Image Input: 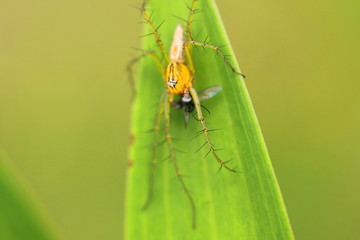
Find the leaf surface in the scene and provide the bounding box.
[126,0,294,239]
[0,155,58,240]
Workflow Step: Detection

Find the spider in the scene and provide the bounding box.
[127,0,244,229]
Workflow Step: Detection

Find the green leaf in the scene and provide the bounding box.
[0,154,58,240]
[126,0,294,239]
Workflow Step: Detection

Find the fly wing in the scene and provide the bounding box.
[198,85,223,101]
[183,108,190,128]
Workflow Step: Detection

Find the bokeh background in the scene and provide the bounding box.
[0,0,359,239]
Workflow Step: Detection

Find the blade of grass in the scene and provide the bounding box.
[125,0,294,239]
[0,154,59,240]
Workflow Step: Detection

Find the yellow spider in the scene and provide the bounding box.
[127,0,244,228]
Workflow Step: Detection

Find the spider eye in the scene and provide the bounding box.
[182,95,192,103]
[167,79,177,88]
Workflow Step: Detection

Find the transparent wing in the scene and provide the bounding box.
[183,108,190,128]
[198,85,223,101]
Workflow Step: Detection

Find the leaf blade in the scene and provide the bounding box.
[0,155,59,240]
[126,0,294,239]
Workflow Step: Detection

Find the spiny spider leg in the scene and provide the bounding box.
[142,91,166,210]
[190,87,237,173]
[164,93,197,229]
[139,2,170,62]
[186,0,198,41]
[185,40,245,78]
[183,0,198,74]
[126,50,164,97]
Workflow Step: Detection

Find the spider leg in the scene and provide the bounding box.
[142,91,166,210]
[139,2,170,62]
[190,87,237,173]
[185,40,245,78]
[126,50,164,98]
[164,93,197,229]
[185,0,199,41]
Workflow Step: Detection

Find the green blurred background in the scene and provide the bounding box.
[0,0,359,239]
